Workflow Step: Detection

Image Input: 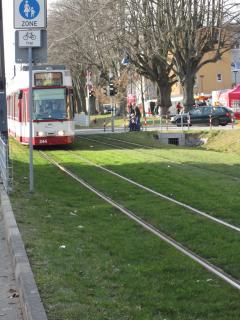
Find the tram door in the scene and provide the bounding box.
[21,92,28,142]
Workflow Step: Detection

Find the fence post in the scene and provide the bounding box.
[187,114,191,130]
[181,113,183,132]
[209,114,212,130]
[166,116,169,131]
[144,117,147,131]
[231,115,234,129]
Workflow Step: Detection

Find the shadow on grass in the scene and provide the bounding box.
[9,141,240,320]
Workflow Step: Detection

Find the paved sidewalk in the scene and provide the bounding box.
[0,188,48,320]
[0,210,23,320]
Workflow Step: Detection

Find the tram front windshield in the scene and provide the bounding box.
[33,88,71,120]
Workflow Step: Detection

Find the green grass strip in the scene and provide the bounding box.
[9,139,240,320]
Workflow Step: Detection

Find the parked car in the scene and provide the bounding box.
[170,106,234,126]
[101,104,112,114]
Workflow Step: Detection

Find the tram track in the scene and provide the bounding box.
[78,135,240,181]
[39,150,240,291]
[65,150,240,234]
[74,136,240,232]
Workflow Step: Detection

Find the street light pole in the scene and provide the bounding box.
[0,0,8,141]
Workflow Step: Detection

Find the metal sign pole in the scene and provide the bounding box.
[28,47,34,193]
[14,0,47,193]
[0,0,8,141]
[86,71,91,126]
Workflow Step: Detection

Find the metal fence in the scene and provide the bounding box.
[0,136,12,192]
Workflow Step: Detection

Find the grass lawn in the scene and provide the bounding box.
[47,136,240,279]
[9,131,240,320]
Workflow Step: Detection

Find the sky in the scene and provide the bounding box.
[2,0,57,82]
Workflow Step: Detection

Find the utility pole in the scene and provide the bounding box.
[109,71,115,132]
[86,70,91,126]
[0,0,8,141]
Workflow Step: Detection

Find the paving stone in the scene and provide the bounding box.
[0,212,23,320]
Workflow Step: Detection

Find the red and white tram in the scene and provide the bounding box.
[7,65,75,146]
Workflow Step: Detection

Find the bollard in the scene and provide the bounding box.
[103,120,106,132]
[166,116,169,131]
[187,116,191,130]
[209,115,212,129]
[144,117,147,131]
[181,113,183,132]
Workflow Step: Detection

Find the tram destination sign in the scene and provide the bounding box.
[14,0,47,29]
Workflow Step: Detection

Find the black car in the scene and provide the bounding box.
[171,106,234,126]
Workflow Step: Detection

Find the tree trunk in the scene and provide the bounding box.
[182,74,195,112]
[73,75,87,113]
[156,81,172,116]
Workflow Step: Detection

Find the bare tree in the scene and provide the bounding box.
[162,0,240,110]
[48,0,127,112]
[120,0,178,115]
[48,0,240,114]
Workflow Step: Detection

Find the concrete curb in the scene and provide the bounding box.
[1,186,48,320]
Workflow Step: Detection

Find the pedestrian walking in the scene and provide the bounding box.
[176,102,182,114]
[128,104,136,131]
[135,106,141,131]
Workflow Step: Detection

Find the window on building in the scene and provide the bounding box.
[217,73,222,82]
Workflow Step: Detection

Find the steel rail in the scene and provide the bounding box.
[77,136,240,233]
[96,136,240,181]
[40,150,240,291]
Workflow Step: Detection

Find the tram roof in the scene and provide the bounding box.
[7,65,72,95]
[22,65,66,71]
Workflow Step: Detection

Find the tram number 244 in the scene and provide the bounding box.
[39,139,48,144]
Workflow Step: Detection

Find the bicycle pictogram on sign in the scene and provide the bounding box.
[23,31,37,40]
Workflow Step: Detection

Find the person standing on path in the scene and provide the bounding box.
[176,102,183,114]
[135,106,141,131]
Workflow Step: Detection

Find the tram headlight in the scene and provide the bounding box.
[58,130,65,136]
[37,131,44,137]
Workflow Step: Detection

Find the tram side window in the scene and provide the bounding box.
[7,97,10,117]
[10,95,14,118]
[22,94,27,123]
[14,94,19,119]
